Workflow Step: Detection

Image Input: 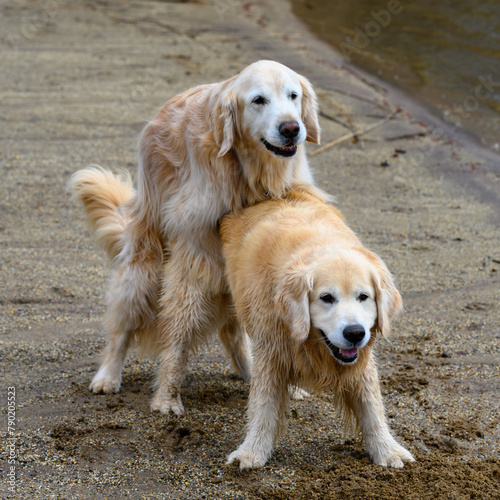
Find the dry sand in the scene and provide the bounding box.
[1,1,499,498]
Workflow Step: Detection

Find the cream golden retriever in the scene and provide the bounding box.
[220,188,415,469]
[68,60,320,415]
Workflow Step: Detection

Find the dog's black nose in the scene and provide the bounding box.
[279,121,300,139]
[343,324,365,345]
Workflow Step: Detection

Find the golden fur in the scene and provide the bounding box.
[68,60,322,415]
[220,188,415,469]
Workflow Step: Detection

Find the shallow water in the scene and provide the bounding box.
[291,0,500,153]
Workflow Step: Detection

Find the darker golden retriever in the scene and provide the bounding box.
[220,188,415,469]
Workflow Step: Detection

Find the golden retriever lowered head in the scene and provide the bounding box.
[279,246,402,364]
[68,60,322,417]
[220,188,414,469]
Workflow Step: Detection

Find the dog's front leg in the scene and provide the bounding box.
[343,355,415,468]
[227,342,290,470]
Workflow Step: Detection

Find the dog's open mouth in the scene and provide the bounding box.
[319,330,359,364]
[261,139,297,158]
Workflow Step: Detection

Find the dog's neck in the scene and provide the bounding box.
[231,141,303,206]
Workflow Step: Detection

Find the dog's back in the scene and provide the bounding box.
[220,186,358,296]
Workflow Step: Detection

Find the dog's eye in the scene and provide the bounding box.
[290,91,298,101]
[252,95,267,105]
[358,293,369,302]
[320,293,336,304]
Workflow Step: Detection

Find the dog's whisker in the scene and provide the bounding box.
[308,337,326,344]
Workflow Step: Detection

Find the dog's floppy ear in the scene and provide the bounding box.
[353,247,402,337]
[213,85,239,157]
[299,76,320,145]
[371,258,403,338]
[274,265,313,342]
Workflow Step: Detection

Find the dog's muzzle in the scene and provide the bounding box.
[261,138,297,158]
[261,120,301,158]
[319,329,359,364]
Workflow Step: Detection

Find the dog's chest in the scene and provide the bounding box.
[160,166,231,240]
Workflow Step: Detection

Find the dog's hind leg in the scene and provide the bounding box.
[90,240,161,393]
[218,314,251,382]
[151,292,225,415]
[90,322,132,394]
[151,249,227,416]
[288,385,310,400]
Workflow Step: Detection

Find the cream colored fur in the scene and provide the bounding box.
[68,60,321,414]
[220,188,415,469]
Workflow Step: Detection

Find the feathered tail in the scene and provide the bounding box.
[68,166,135,260]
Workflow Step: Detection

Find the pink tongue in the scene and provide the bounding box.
[341,348,358,357]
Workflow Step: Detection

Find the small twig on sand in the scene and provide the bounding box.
[310,109,398,157]
[319,99,365,148]
[318,110,351,131]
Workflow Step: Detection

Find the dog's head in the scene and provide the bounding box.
[213,60,320,158]
[275,248,402,365]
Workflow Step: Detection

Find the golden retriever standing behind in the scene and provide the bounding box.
[69,61,321,415]
[220,188,415,469]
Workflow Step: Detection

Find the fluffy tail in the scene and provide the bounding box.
[68,166,135,260]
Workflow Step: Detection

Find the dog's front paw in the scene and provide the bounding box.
[370,441,415,468]
[89,372,121,394]
[227,445,269,470]
[150,393,185,416]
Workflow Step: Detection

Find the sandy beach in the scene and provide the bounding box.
[1,1,499,498]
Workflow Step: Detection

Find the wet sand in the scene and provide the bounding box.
[290,0,500,152]
[1,1,499,498]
